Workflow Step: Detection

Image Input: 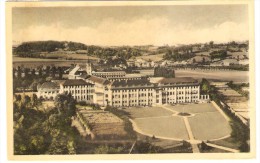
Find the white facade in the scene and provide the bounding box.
[91,71,126,78]
[38,76,202,107]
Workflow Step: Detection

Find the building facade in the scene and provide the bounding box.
[39,65,203,107]
[106,77,200,107]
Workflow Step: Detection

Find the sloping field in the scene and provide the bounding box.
[188,112,231,140]
[175,69,249,83]
[134,116,189,139]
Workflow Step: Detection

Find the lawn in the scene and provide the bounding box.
[126,103,231,141]
[124,106,173,118]
[134,116,189,140]
[209,137,240,150]
[166,103,217,114]
[188,112,231,140]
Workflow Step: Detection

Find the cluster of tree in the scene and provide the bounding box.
[154,67,175,78]
[198,141,213,152]
[13,65,64,93]
[77,101,101,110]
[93,145,124,154]
[200,78,212,94]
[13,93,82,154]
[163,49,194,61]
[230,120,250,152]
[104,57,127,67]
[209,50,228,60]
[133,141,162,153]
[14,41,144,60]
[14,41,66,55]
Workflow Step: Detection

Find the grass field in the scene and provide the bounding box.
[166,103,216,114]
[126,103,231,141]
[209,137,240,150]
[124,106,173,118]
[134,116,189,140]
[135,53,165,62]
[188,112,231,140]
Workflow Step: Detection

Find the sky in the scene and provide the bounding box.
[12,5,249,46]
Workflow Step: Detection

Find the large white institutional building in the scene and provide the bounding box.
[37,63,206,107]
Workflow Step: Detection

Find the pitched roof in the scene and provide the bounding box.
[62,79,92,86]
[111,79,153,87]
[158,77,198,84]
[87,76,110,85]
[39,82,59,90]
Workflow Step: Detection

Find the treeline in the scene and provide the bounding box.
[209,50,228,60]
[154,67,175,78]
[163,47,194,61]
[14,41,66,55]
[14,41,144,60]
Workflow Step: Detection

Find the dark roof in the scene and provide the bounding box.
[111,79,153,87]
[87,76,110,85]
[39,82,59,90]
[79,73,91,79]
[158,77,198,84]
[62,79,92,86]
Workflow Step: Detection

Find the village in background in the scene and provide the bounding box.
[12,40,250,154]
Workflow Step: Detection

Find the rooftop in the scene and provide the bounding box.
[62,79,93,86]
[39,82,59,90]
[158,77,198,84]
[87,75,110,85]
[111,78,153,87]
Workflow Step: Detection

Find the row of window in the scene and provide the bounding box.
[64,85,93,89]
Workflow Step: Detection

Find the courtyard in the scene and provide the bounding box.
[124,102,231,142]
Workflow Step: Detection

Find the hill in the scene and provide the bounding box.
[13,41,147,60]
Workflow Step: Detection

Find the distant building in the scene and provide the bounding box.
[37,82,60,100]
[68,65,87,79]
[91,71,126,78]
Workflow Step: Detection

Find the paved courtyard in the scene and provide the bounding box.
[124,102,231,143]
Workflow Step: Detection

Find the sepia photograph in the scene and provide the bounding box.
[5,0,256,160]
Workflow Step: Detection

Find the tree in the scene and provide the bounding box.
[192,58,196,64]
[134,141,161,153]
[209,41,214,48]
[202,57,206,64]
[200,78,210,93]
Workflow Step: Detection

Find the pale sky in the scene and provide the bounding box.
[12,5,249,46]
